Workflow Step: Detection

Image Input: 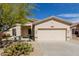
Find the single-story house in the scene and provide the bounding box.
[71,23,79,37]
[33,16,73,42]
[5,16,73,42]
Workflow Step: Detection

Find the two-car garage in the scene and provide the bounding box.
[37,28,66,42]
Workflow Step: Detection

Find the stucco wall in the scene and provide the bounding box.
[7,24,21,36]
[35,19,72,40]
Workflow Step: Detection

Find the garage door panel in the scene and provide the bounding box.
[37,30,66,42]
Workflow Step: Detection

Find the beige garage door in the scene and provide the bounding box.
[37,29,66,42]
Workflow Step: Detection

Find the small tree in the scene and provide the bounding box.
[0,3,35,31]
[0,3,35,42]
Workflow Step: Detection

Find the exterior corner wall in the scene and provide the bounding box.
[6,24,21,37]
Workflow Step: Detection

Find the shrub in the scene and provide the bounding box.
[2,42,33,56]
[2,33,11,39]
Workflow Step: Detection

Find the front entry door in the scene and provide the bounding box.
[28,29,32,39]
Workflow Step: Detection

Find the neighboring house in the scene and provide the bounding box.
[33,16,72,42]
[5,16,73,41]
[71,23,79,37]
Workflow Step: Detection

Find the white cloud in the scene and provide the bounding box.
[58,14,79,17]
[57,13,79,23]
[67,18,79,23]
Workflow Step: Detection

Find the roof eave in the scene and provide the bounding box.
[33,16,73,26]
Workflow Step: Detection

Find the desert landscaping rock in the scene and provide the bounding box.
[30,41,44,56]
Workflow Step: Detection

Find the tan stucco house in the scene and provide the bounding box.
[5,16,73,41]
[33,16,72,42]
[71,23,79,37]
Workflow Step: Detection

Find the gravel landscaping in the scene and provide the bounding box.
[0,40,43,56]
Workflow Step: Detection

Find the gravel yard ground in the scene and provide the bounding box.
[0,40,43,56]
[30,41,44,56]
[0,48,3,55]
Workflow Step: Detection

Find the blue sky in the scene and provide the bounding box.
[30,3,79,23]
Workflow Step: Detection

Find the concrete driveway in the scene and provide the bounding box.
[37,40,79,56]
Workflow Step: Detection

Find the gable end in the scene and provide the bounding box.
[33,16,72,26]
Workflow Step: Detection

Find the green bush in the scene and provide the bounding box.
[2,42,33,56]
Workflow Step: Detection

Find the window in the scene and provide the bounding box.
[12,29,16,36]
[72,29,75,34]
